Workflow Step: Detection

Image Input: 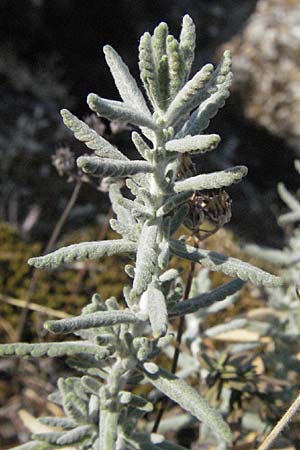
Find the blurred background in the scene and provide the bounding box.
[1,0,300,447]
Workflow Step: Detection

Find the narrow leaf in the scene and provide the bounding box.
[165,64,214,126]
[152,22,169,109]
[143,366,232,442]
[169,203,190,235]
[88,93,158,131]
[28,239,137,269]
[109,182,138,240]
[169,278,245,317]
[39,416,77,429]
[8,443,50,450]
[151,22,168,68]
[141,282,168,337]
[45,310,141,334]
[244,244,300,266]
[31,432,64,445]
[278,210,300,225]
[118,392,153,412]
[139,32,161,110]
[103,45,151,118]
[64,393,89,422]
[132,131,152,160]
[81,375,102,395]
[157,191,192,217]
[179,15,196,81]
[60,109,126,160]
[0,341,109,358]
[278,182,300,211]
[170,240,282,287]
[167,35,185,99]
[77,156,153,177]
[56,425,92,445]
[132,221,158,297]
[174,166,248,193]
[179,50,232,136]
[166,134,220,154]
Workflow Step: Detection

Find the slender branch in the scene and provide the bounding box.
[45,179,82,253]
[0,294,72,319]
[257,391,300,450]
[16,179,82,341]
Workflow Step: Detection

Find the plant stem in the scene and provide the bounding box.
[257,391,300,450]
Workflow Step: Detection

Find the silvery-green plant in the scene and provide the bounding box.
[0,15,281,450]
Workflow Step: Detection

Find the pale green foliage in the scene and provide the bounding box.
[165,134,220,154]
[28,239,136,269]
[143,366,232,442]
[3,15,281,450]
[174,165,248,192]
[170,240,281,287]
[77,156,154,177]
[169,278,245,317]
[61,108,127,160]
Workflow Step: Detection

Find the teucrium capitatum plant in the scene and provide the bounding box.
[1,15,281,450]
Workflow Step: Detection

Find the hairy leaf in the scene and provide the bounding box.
[179,50,232,136]
[179,14,196,81]
[88,93,158,131]
[244,244,300,266]
[8,443,50,450]
[169,278,245,317]
[104,45,151,119]
[157,191,192,217]
[170,240,281,287]
[31,432,65,445]
[169,203,190,235]
[45,310,141,334]
[174,166,248,192]
[151,22,169,109]
[0,341,108,358]
[278,182,300,211]
[39,416,77,429]
[139,32,161,110]
[81,375,102,395]
[56,425,92,445]
[119,392,153,412]
[109,182,138,240]
[132,221,159,297]
[143,366,232,442]
[166,35,185,100]
[166,134,220,154]
[77,156,154,177]
[165,64,214,126]
[132,131,153,160]
[278,210,300,225]
[60,109,126,160]
[141,282,168,337]
[28,239,137,269]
